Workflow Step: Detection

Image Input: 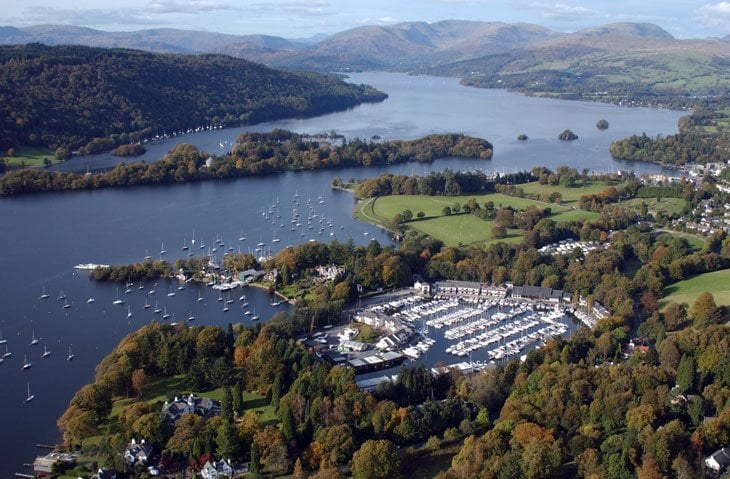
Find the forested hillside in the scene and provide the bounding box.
[0,44,386,153]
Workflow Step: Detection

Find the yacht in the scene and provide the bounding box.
[0,329,7,345]
[30,331,39,346]
[143,298,151,309]
[239,229,246,241]
[67,346,74,361]
[154,301,162,314]
[127,306,132,319]
[40,287,50,299]
[26,382,35,402]
[162,307,170,320]
[251,308,260,321]
[63,298,71,309]
[187,312,195,321]
[112,288,125,305]
[22,354,32,369]
[3,345,11,358]
[57,290,66,301]
[197,291,204,302]
[160,242,167,255]
[167,287,176,297]
[87,297,95,304]
[42,344,51,358]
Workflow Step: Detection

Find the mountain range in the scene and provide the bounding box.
[1,21,728,103]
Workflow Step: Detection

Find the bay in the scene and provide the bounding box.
[0,72,683,478]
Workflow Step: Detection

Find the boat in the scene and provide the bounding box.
[57,290,66,301]
[112,288,125,305]
[87,298,95,304]
[40,287,50,299]
[251,308,259,321]
[0,329,5,344]
[3,345,11,357]
[22,354,32,369]
[223,305,229,312]
[239,229,246,241]
[244,310,252,316]
[30,331,39,345]
[197,291,204,302]
[182,239,189,251]
[144,250,152,260]
[162,307,170,320]
[148,289,156,295]
[167,286,176,297]
[42,344,51,358]
[187,311,195,321]
[26,382,35,402]
[67,346,74,361]
[127,306,132,319]
[138,282,144,290]
[154,301,162,314]
[63,298,71,309]
[160,242,167,255]
[143,298,151,309]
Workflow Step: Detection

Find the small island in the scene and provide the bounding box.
[111,143,146,157]
[558,129,578,141]
[517,133,529,141]
[596,119,609,130]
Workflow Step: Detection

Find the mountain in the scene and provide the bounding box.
[431,22,730,104]
[0,25,305,57]
[0,44,386,151]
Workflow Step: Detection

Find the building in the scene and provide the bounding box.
[124,439,153,466]
[33,453,76,476]
[511,285,567,303]
[91,469,117,479]
[161,393,221,422]
[375,328,413,351]
[433,280,507,299]
[706,447,730,475]
[200,459,249,479]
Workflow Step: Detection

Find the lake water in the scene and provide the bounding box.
[1,72,683,478]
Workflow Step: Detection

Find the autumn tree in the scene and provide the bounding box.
[131,368,147,397]
[351,439,401,479]
[689,292,722,327]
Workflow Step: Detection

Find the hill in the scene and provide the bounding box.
[436,22,729,106]
[0,44,386,152]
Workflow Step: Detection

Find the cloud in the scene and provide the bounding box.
[146,0,236,14]
[694,1,730,27]
[246,1,331,17]
[19,6,164,26]
[530,2,594,21]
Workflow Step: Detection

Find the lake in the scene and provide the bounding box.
[0,72,683,478]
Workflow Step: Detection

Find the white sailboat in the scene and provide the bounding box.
[22,354,32,369]
[154,301,162,314]
[25,382,35,402]
[197,290,204,302]
[143,298,151,309]
[40,287,50,299]
[127,306,133,319]
[251,307,260,321]
[187,311,195,321]
[239,228,246,241]
[42,344,51,358]
[57,290,66,301]
[63,298,71,309]
[160,242,167,255]
[3,344,11,357]
[113,288,125,305]
[87,297,95,304]
[67,346,74,361]
[0,329,6,344]
[162,307,170,320]
[30,331,39,345]
[167,286,176,297]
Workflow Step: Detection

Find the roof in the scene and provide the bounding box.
[708,448,730,468]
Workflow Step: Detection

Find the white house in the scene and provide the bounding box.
[200,459,249,479]
[705,447,730,475]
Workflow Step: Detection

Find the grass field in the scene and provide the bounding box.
[356,193,600,247]
[3,146,56,167]
[621,197,688,216]
[662,269,730,308]
[519,181,624,204]
[657,230,706,251]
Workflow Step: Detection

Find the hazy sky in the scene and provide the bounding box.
[4,0,730,39]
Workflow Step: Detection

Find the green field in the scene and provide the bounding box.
[621,197,688,216]
[656,230,706,251]
[3,146,56,167]
[662,269,730,308]
[519,181,624,204]
[356,193,600,247]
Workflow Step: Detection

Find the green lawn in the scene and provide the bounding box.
[662,269,730,308]
[621,197,688,216]
[3,146,56,167]
[656,230,706,251]
[519,181,624,204]
[357,193,600,247]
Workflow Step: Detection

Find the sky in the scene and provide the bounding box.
[3,0,730,39]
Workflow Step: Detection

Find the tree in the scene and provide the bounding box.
[250,441,261,474]
[416,211,425,219]
[351,439,401,479]
[597,119,609,130]
[232,381,243,418]
[689,292,721,327]
[442,206,452,216]
[131,368,146,397]
[676,354,696,393]
[292,458,306,479]
[216,420,240,460]
[492,224,507,239]
[400,209,413,222]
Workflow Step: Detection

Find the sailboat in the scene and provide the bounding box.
[127,306,132,319]
[63,298,71,309]
[67,346,74,361]
[187,311,195,321]
[87,297,95,304]
[191,229,196,246]
[144,249,152,260]
[57,290,66,301]
[197,290,204,302]
[3,345,11,357]
[30,331,39,346]
[143,298,151,309]
[25,382,35,402]
[182,238,189,251]
[160,242,167,255]
[40,287,50,299]
[167,286,176,297]
[42,344,51,358]
[154,300,162,314]
[22,354,32,369]
[251,307,260,321]
[0,329,6,345]
[162,307,170,320]
[112,288,125,305]
[239,228,246,241]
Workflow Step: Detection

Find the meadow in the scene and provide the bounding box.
[662,269,730,308]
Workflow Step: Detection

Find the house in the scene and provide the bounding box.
[124,438,153,466]
[201,460,233,479]
[91,468,117,479]
[33,452,76,476]
[161,393,221,422]
[706,447,730,475]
